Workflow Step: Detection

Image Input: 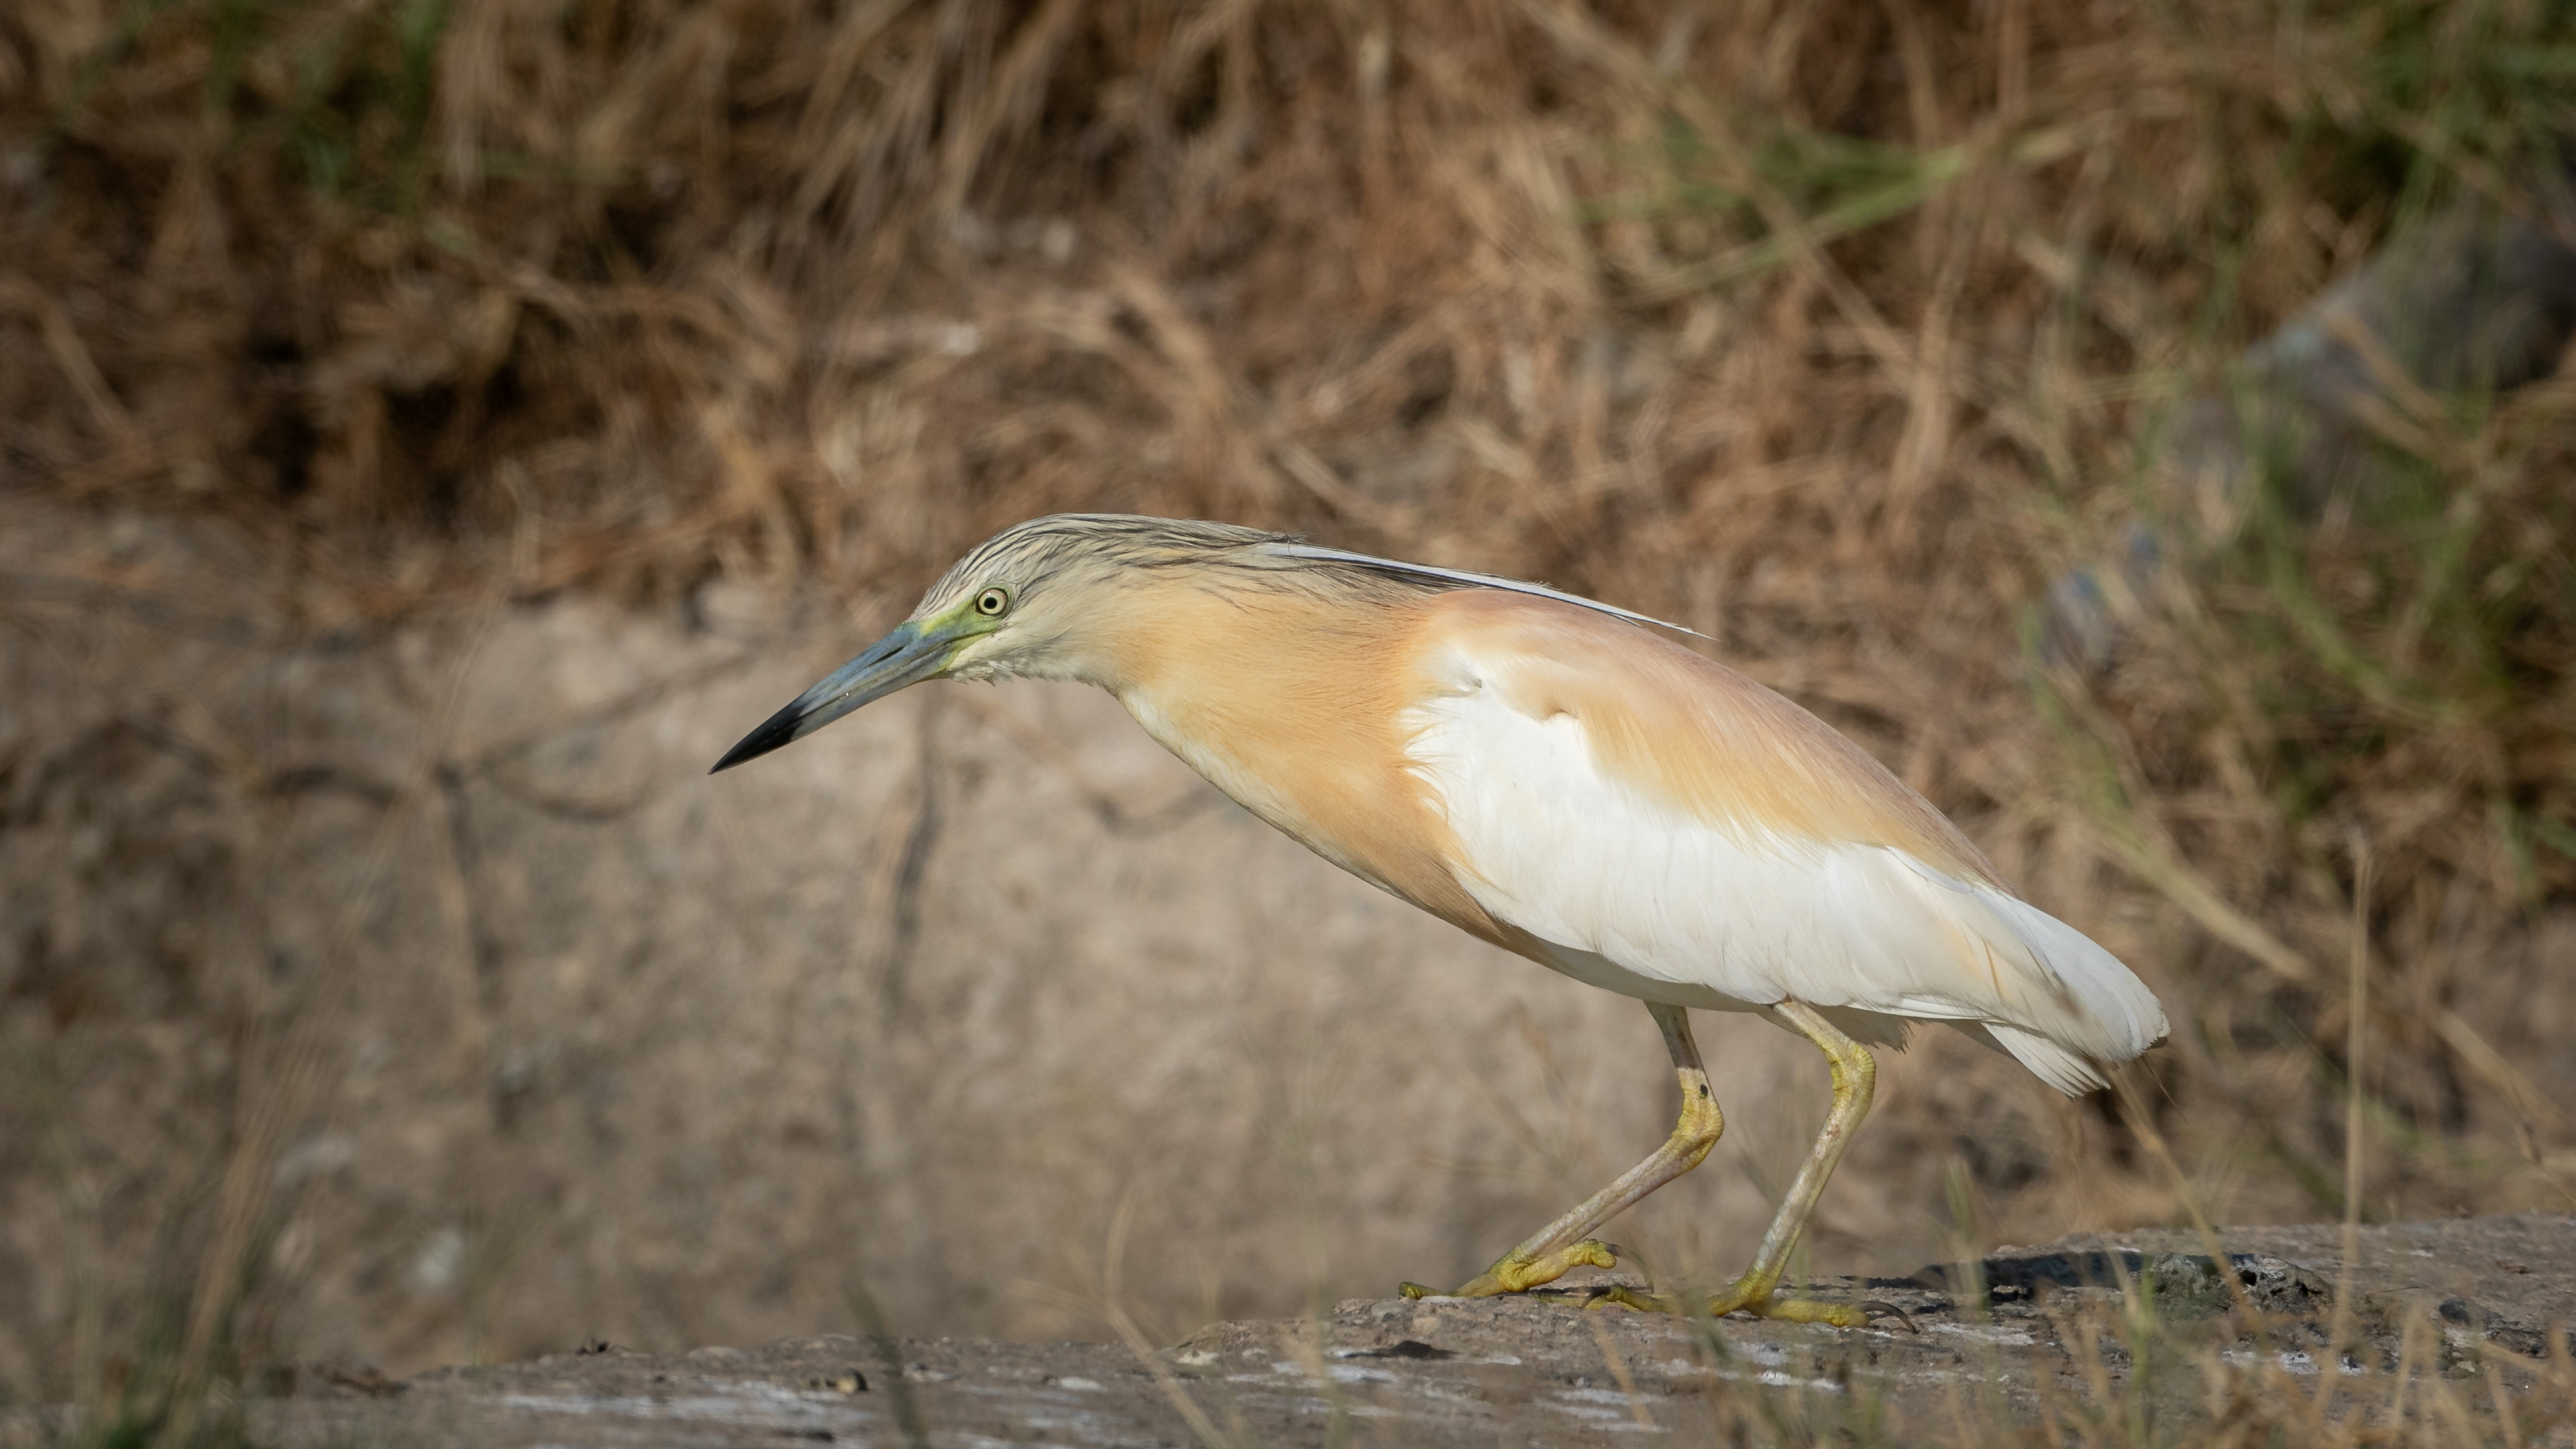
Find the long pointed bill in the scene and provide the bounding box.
[710,619,957,773]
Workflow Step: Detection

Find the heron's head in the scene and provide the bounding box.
[710,514,1283,771]
[711,513,1678,773]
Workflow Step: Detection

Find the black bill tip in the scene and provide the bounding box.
[708,619,949,776]
[709,700,810,774]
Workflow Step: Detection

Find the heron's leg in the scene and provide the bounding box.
[1594,999,1882,1326]
[1401,1002,1723,1299]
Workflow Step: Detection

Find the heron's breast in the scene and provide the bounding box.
[1102,592,1509,945]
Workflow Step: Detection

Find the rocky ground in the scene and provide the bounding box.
[10,1214,2563,1447]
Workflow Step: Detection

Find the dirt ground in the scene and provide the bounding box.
[7,1214,2567,1447]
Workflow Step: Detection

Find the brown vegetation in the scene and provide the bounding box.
[3,0,2573,1440]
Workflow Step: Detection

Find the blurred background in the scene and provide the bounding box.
[2,0,2573,1414]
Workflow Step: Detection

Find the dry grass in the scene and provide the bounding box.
[3,0,2575,1442]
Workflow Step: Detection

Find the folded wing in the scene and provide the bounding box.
[1400,592,2167,1093]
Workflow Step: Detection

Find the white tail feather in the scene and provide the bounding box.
[1976,889,2169,1062]
[1960,1020,2113,1095]
[1877,858,2165,1093]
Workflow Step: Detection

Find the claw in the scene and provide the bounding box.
[1858,1299,1920,1333]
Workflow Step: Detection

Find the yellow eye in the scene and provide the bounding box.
[974,586,1012,617]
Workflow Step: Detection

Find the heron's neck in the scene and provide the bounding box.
[1093,580,1368,754]
[1085,579,1506,944]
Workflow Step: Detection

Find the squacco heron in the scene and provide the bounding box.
[714,514,2167,1326]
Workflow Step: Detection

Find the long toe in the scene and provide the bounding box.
[1583,1285,1674,1313]
[1701,1274,1880,1329]
[1584,1282,1870,1328]
[1731,1297,1876,1328]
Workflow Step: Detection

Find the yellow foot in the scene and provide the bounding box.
[1586,1275,1911,1331]
[1399,1240,1619,1299]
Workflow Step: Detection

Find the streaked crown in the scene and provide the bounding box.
[912,513,1686,629]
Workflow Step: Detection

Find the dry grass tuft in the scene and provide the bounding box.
[3,0,2575,1440]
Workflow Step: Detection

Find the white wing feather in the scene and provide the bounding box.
[1402,655,2165,1093]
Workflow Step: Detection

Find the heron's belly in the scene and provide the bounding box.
[1516,935,1774,1014]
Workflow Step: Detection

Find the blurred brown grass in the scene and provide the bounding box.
[4,0,2576,1438]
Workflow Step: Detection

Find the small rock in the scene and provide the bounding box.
[2237,1256,2334,1315]
[805,1370,867,1393]
[2143,1254,2231,1319]
[2439,1297,2504,1332]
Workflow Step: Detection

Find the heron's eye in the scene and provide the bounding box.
[974,586,1012,617]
